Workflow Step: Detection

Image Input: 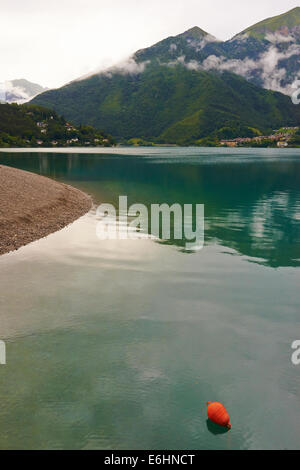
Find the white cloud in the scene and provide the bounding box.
[191,42,300,95]
[185,60,202,70]
[185,34,219,51]
[102,57,150,76]
[259,43,300,93]
[166,55,187,67]
[202,54,257,76]
[266,32,296,44]
[73,56,151,82]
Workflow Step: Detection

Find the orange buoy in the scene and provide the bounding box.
[207,401,231,429]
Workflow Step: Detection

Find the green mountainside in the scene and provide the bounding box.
[242,7,300,39]
[133,27,222,66]
[31,8,300,145]
[31,64,300,145]
[0,103,115,147]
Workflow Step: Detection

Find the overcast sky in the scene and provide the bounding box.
[1,0,299,88]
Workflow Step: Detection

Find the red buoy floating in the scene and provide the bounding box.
[207,402,231,429]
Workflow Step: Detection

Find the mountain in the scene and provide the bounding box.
[0,79,48,104]
[220,7,300,94]
[0,103,115,148]
[30,65,300,145]
[31,8,300,144]
[133,7,300,95]
[134,26,222,64]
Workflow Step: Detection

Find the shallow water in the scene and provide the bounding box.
[0,147,299,449]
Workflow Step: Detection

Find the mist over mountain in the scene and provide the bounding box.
[31,8,300,144]
[133,7,300,95]
[1,79,48,104]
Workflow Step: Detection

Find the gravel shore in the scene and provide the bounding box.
[0,165,92,255]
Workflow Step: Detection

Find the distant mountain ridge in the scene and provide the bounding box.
[31,8,300,144]
[0,79,48,104]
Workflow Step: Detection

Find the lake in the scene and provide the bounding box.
[0,147,299,450]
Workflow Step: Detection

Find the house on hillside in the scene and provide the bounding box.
[220,140,237,147]
[37,121,47,128]
[277,141,288,148]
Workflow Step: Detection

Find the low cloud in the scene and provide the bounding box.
[168,55,186,66]
[259,43,300,94]
[202,54,257,78]
[74,32,299,96]
[74,56,151,82]
[108,39,300,95]
[102,57,150,77]
[185,34,219,51]
[171,41,300,95]
[0,81,33,103]
[265,32,295,44]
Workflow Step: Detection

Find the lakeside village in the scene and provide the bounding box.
[35,123,300,148]
[1,102,298,149]
[220,127,299,148]
[35,118,112,147]
[123,126,300,148]
[0,103,115,148]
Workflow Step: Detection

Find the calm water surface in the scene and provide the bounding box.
[0,147,299,449]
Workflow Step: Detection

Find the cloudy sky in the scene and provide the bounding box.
[1,0,299,88]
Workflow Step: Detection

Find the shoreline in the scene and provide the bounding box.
[0,165,92,256]
[1,145,300,152]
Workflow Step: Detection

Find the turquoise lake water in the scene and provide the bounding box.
[0,147,299,449]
